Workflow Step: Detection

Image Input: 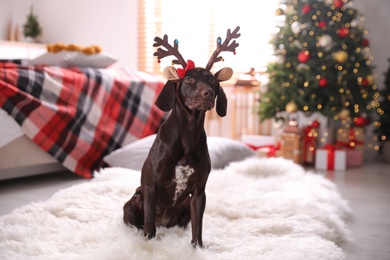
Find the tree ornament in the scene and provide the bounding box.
[354,116,370,127]
[298,50,310,63]
[366,74,374,85]
[337,108,350,120]
[275,8,284,16]
[361,38,370,47]
[334,0,344,9]
[319,77,328,87]
[319,34,333,51]
[318,21,327,29]
[338,27,349,38]
[286,101,298,113]
[362,78,369,87]
[334,50,348,63]
[302,4,311,14]
[291,21,302,34]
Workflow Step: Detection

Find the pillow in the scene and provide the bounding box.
[28,51,73,67]
[67,52,117,68]
[103,135,256,171]
[28,51,117,68]
[103,135,155,171]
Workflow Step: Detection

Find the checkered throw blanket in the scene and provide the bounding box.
[0,63,167,178]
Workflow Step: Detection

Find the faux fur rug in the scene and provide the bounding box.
[0,158,351,260]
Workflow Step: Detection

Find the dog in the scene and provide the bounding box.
[123,26,240,247]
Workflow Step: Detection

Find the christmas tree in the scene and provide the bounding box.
[259,0,379,124]
[23,6,42,39]
[375,59,390,146]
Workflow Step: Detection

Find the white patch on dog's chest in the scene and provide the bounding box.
[172,165,194,203]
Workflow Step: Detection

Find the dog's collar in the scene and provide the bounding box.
[175,83,192,116]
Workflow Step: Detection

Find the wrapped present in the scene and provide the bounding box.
[256,143,281,158]
[336,127,364,167]
[346,149,363,167]
[336,127,364,150]
[315,144,346,171]
[302,121,320,165]
[240,135,281,158]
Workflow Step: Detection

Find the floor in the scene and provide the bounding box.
[0,160,389,259]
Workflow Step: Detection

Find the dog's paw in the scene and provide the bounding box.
[191,239,203,248]
[144,232,156,240]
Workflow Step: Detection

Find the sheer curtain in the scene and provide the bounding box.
[138,0,279,76]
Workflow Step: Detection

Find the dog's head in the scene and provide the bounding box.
[153,26,240,118]
[155,66,231,117]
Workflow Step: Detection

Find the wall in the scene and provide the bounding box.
[354,0,390,88]
[0,0,139,69]
[0,0,388,81]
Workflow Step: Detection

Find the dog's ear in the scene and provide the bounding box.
[216,86,227,117]
[214,67,233,82]
[155,80,176,112]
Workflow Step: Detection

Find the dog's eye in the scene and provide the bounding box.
[184,76,195,84]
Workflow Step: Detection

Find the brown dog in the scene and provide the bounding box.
[123,27,240,247]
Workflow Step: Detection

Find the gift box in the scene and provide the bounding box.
[240,135,281,158]
[346,149,363,167]
[302,121,320,165]
[315,145,346,171]
[336,127,364,150]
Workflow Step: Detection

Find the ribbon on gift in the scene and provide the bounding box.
[246,142,281,157]
[302,121,319,163]
[336,127,364,149]
[323,144,337,170]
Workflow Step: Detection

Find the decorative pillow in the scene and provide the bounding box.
[103,135,256,171]
[28,51,73,67]
[67,52,117,68]
[28,51,117,68]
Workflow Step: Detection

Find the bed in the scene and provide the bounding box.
[0,61,168,180]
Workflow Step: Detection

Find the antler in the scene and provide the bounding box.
[153,35,187,68]
[205,26,241,71]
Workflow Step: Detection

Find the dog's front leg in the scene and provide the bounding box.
[143,185,156,239]
[190,188,206,247]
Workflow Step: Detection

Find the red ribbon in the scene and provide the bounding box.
[336,127,364,149]
[302,122,319,163]
[323,144,337,170]
[177,60,195,78]
[246,142,281,157]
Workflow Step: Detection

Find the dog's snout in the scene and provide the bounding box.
[202,89,214,98]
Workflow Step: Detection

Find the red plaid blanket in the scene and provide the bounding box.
[0,63,167,178]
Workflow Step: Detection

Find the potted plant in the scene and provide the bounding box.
[375,59,390,163]
[23,6,42,42]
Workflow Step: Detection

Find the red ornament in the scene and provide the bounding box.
[361,39,370,47]
[338,27,349,38]
[362,78,369,87]
[318,21,327,28]
[318,77,328,87]
[302,4,311,14]
[354,116,370,127]
[298,50,310,63]
[334,0,344,9]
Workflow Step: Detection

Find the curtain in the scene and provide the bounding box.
[138,0,279,76]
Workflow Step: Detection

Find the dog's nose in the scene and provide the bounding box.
[202,89,215,98]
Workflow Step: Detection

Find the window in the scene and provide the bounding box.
[138,0,279,76]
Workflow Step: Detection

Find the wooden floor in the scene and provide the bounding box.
[0,160,389,259]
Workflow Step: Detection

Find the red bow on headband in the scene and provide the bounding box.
[177,60,195,78]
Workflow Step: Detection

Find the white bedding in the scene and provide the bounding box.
[0,109,24,149]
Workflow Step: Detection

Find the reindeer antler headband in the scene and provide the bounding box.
[153,26,241,78]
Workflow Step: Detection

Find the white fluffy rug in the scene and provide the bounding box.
[0,158,351,260]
